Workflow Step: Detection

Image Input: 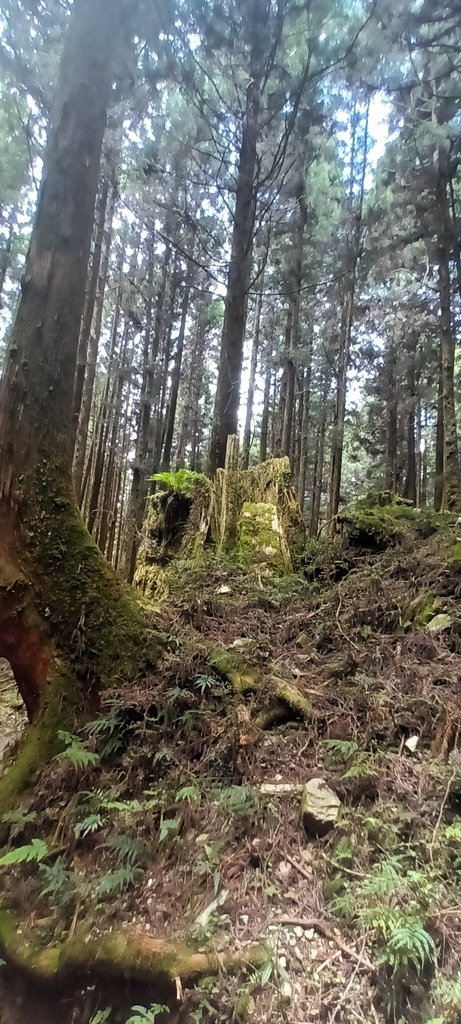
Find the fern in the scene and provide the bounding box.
[96,866,143,895]
[102,834,146,867]
[55,730,100,770]
[74,813,104,839]
[1,808,37,829]
[39,858,80,904]
[211,785,258,817]
[0,838,49,866]
[175,784,201,803]
[377,915,435,975]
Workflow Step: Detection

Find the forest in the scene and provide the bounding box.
[0,0,461,1022]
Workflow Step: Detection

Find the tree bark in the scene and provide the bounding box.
[435,148,461,511]
[259,337,272,463]
[402,332,417,505]
[242,266,264,469]
[327,101,369,524]
[161,281,191,472]
[73,178,116,502]
[207,0,265,475]
[0,0,155,806]
[71,176,109,456]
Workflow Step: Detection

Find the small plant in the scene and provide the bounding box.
[55,730,100,770]
[125,1004,169,1024]
[1,808,37,830]
[323,739,378,780]
[74,812,104,839]
[0,838,48,866]
[89,1011,112,1024]
[102,833,146,868]
[39,858,80,906]
[211,784,259,818]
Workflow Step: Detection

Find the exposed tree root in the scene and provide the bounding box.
[209,648,312,720]
[0,904,268,989]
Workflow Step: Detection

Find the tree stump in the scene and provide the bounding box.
[135,437,306,598]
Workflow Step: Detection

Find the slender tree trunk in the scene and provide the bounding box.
[434,356,444,512]
[73,179,116,501]
[297,324,313,508]
[384,333,398,493]
[122,239,173,580]
[327,102,369,524]
[71,176,109,453]
[207,0,265,475]
[435,149,461,511]
[403,332,417,505]
[309,374,329,537]
[242,268,264,469]
[161,282,191,472]
[259,338,272,463]
[89,324,129,537]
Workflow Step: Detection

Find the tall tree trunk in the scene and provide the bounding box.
[259,337,272,463]
[297,324,313,508]
[71,176,109,454]
[327,101,369,524]
[402,332,417,505]
[384,332,398,493]
[73,178,116,501]
[207,0,264,475]
[309,374,329,537]
[282,183,307,467]
[434,356,444,512]
[161,281,191,472]
[122,239,171,580]
[242,267,264,469]
[435,148,461,511]
[0,0,152,808]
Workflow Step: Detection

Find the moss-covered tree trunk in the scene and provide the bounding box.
[0,0,154,799]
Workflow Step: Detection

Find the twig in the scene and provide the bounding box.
[322,853,366,880]
[285,852,314,882]
[276,917,375,974]
[336,590,361,652]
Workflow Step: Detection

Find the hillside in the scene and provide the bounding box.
[1,502,461,1024]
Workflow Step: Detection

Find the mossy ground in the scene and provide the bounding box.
[1,505,461,1024]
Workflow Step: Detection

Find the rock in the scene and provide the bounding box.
[280,981,292,1000]
[276,860,292,882]
[294,926,304,938]
[427,613,453,632]
[301,778,341,837]
[217,584,232,594]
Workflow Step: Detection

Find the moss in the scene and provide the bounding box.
[338,500,456,551]
[0,901,268,987]
[26,459,160,687]
[402,592,446,631]
[210,648,259,693]
[238,501,291,571]
[448,542,461,566]
[0,668,78,823]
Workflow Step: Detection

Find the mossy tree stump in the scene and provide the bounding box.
[135,437,306,598]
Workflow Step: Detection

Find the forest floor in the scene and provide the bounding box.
[1,505,461,1024]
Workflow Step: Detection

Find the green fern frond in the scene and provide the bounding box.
[0,838,49,866]
[55,731,100,770]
